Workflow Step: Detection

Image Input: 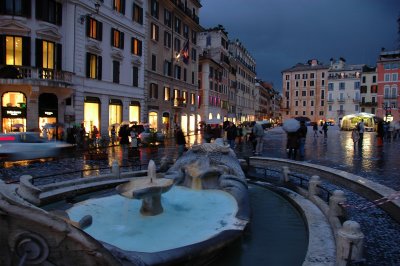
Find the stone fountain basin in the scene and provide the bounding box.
[66,186,245,253]
[115,176,173,199]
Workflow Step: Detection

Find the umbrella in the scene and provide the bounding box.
[294,116,310,122]
[282,118,300,132]
[12,123,24,128]
[43,123,55,129]
[121,121,130,125]
[109,123,120,129]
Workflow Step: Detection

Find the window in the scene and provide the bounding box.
[164,86,170,101]
[4,36,22,66]
[174,65,181,79]
[150,0,159,19]
[36,0,62,25]
[362,76,366,83]
[41,40,54,69]
[310,73,315,79]
[86,17,102,41]
[392,73,398,82]
[295,81,299,87]
[183,24,189,39]
[174,17,181,34]
[328,83,334,91]
[151,23,159,41]
[371,85,378,93]
[310,80,315,87]
[86,53,102,80]
[310,90,314,97]
[295,91,299,97]
[164,9,171,27]
[174,38,181,53]
[113,60,120,83]
[163,60,171,76]
[295,101,298,106]
[36,39,61,71]
[339,82,345,90]
[302,74,307,79]
[1,0,30,17]
[183,68,187,82]
[191,48,196,62]
[372,75,376,83]
[311,100,314,106]
[113,0,125,14]
[384,74,390,82]
[151,54,156,71]
[131,37,142,56]
[303,101,306,107]
[132,66,138,87]
[132,3,143,24]
[191,30,197,44]
[354,81,360,89]
[111,28,124,49]
[149,83,158,99]
[302,91,306,96]
[190,93,195,105]
[303,80,306,87]
[192,71,195,84]
[164,31,171,48]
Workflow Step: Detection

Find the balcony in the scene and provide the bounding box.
[0,65,73,86]
[337,110,345,115]
[173,98,187,108]
[327,99,334,103]
[337,98,346,103]
[359,102,377,107]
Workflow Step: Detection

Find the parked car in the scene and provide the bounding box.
[138,128,165,145]
[0,132,71,161]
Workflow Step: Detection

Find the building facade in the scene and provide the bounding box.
[376,49,400,122]
[145,0,202,135]
[281,59,328,123]
[0,0,147,138]
[360,66,378,114]
[228,39,256,123]
[198,27,230,124]
[326,58,363,125]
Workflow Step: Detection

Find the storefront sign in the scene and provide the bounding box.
[2,107,27,118]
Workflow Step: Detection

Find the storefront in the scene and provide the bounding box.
[39,93,58,136]
[84,96,100,135]
[1,92,27,133]
[109,99,122,126]
[129,101,140,124]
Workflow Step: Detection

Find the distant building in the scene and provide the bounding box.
[198,26,230,124]
[326,58,364,125]
[281,59,328,123]
[229,39,257,123]
[376,49,400,122]
[145,0,203,134]
[360,66,378,114]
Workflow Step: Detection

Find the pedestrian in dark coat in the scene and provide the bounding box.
[226,122,237,149]
[175,126,187,157]
[286,131,300,160]
[119,125,130,145]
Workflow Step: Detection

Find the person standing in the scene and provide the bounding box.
[297,121,307,158]
[110,126,116,145]
[226,122,237,149]
[252,122,264,155]
[175,126,186,157]
[351,127,360,148]
[357,119,365,145]
[286,131,299,160]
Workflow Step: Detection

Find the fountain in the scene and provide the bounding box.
[116,160,173,216]
[0,139,251,265]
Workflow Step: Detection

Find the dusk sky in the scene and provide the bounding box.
[200,0,400,91]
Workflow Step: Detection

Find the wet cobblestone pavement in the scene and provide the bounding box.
[1,126,399,265]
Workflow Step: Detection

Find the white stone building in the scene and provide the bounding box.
[326,58,364,124]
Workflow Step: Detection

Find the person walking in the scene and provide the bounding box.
[351,127,360,148]
[322,122,328,138]
[252,122,264,155]
[357,119,365,145]
[175,126,186,157]
[297,121,307,158]
[226,122,237,149]
[110,126,116,145]
[313,123,318,137]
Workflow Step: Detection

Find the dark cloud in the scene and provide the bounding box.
[201,0,400,90]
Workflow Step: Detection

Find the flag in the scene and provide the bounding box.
[181,40,189,64]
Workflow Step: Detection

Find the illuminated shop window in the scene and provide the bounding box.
[149,111,158,130]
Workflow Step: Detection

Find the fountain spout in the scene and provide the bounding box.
[116,160,173,216]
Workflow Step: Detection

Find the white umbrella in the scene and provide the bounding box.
[282,118,300,133]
